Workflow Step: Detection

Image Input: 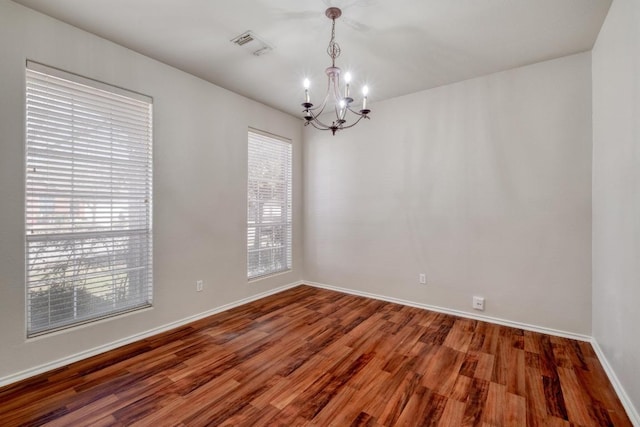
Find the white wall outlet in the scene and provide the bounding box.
[473,296,485,311]
[419,273,427,284]
[196,280,204,292]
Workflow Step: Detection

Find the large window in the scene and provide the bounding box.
[247,129,292,279]
[25,61,153,336]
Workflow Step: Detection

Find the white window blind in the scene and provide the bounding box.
[25,61,153,336]
[247,129,292,279]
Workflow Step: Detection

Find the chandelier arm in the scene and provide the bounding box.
[333,82,342,104]
[309,104,327,118]
[341,117,363,130]
[308,121,328,130]
[305,107,338,130]
[308,116,336,130]
[307,90,331,117]
[319,84,332,112]
[307,120,336,132]
[346,105,370,116]
[334,114,368,130]
[306,75,332,115]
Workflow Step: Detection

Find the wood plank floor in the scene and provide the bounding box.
[0,285,632,426]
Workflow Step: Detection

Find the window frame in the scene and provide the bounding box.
[24,61,153,337]
[247,128,293,280]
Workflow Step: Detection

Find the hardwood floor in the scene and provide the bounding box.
[0,285,631,426]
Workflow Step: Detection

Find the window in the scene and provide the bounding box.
[25,61,153,336]
[247,129,292,279]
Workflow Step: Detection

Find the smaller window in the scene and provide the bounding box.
[247,129,292,279]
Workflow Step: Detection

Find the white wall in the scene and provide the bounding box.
[592,0,640,419]
[0,0,303,381]
[304,53,593,335]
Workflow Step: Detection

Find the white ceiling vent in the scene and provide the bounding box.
[230,31,273,56]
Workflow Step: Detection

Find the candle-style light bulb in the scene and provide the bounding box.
[344,72,351,99]
[362,85,369,110]
[303,78,311,103]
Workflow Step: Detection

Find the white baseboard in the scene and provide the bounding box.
[0,280,303,388]
[590,340,640,426]
[304,281,591,342]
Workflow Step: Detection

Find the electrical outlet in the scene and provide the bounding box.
[196,280,204,292]
[419,273,427,285]
[473,296,485,311]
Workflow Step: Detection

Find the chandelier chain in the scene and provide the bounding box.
[326,18,341,67]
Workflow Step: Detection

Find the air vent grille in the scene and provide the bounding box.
[232,32,254,46]
[230,31,273,56]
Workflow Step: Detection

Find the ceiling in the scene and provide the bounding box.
[12,0,611,117]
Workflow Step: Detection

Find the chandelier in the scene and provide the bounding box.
[301,7,371,135]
